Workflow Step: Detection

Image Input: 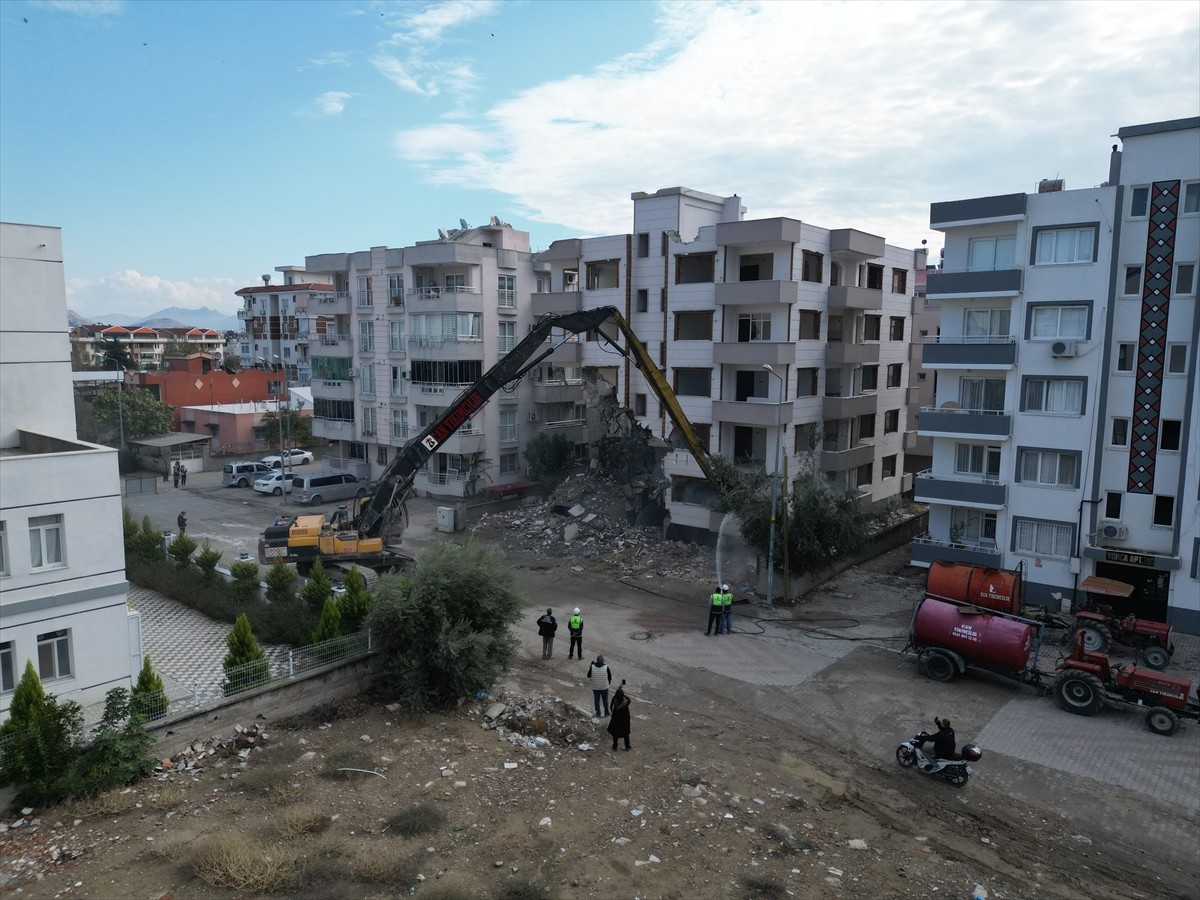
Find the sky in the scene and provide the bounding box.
[1,0,1198,320]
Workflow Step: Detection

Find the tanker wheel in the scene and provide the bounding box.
[1055,671,1105,716]
[922,652,957,683]
[896,746,918,768]
[1145,706,1180,736]
[1073,622,1112,654]
[1140,644,1170,671]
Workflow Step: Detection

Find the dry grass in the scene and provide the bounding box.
[497,879,555,900]
[239,764,301,804]
[321,747,380,780]
[71,789,138,818]
[190,833,300,893]
[275,804,332,839]
[143,782,188,811]
[386,803,447,837]
[418,876,479,900]
[742,876,787,900]
[347,847,418,886]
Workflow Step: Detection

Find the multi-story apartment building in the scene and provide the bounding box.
[915,117,1199,634]
[235,267,334,387]
[71,323,226,369]
[1,223,136,720]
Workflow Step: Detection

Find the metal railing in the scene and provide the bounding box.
[914,468,1003,486]
[918,405,1009,416]
[922,334,1016,344]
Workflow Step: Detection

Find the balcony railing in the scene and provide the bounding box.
[389,338,407,353]
[411,381,474,395]
[356,291,374,308]
[391,382,406,397]
[388,293,405,309]
[318,333,351,347]
[314,292,350,304]
[409,335,483,348]
[544,417,586,429]
[392,423,409,440]
[408,285,480,299]
[913,469,1007,508]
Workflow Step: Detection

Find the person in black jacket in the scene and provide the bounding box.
[607,680,632,751]
[921,716,956,759]
[537,608,558,659]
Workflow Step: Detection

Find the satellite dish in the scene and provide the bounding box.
[459,218,470,230]
[438,228,449,240]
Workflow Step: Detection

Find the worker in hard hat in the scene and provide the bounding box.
[568,607,584,660]
[721,584,734,635]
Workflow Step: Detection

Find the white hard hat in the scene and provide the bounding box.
[721,584,729,591]
[573,607,580,615]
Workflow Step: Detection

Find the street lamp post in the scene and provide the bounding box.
[763,364,786,607]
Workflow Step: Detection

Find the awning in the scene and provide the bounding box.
[129,433,211,449]
[1080,575,1135,598]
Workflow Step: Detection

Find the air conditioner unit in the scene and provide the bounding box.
[1101,523,1129,540]
[401,369,410,379]
[1051,340,1077,358]
[528,411,539,422]
[348,368,357,378]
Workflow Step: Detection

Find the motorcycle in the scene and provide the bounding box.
[895,732,982,787]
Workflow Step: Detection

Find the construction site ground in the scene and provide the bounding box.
[2,469,1197,899]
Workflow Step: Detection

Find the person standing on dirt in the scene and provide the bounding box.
[567,607,584,660]
[706,586,724,635]
[177,511,187,535]
[180,464,188,487]
[607,680,632,751]
[537,608,558,660]
[721,584,734,635]
[588,655,613,717]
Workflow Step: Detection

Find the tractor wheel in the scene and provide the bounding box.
[1145,706,1180,736]
[1073,622,1112,654]
[895,746,918,768]
[1055,671,1105,716]
[922,652,957,683]
[1140,644,1170,671]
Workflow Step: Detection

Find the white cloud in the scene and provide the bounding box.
[371,0,496,99]
[66,271,241,318]
[385,0,498,46]
[301,51,353,71]
[390,0,1200,251]
[373,54,439,96]
[38,0,125,16]
[315,91,353,116]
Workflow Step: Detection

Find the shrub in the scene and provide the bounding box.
[167,532,198,569]
[523,431,575,481]
[131,515,165,563]
[229,559,261,604]
[386,803,446,837]
[122,505,139,555]
[0,663,84,807]
[195,540,222,583]
[300,558,333,614]
[311,597,342,662]
[337,566,375,634]
[190,834,300,893]
[131,655,168,720]
[276,804,331,839]
[72,688,157,797]
[223,613,269,696]
[265,559,299,606]
[320,747,377,780]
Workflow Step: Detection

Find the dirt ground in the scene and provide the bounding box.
[2,518,1197,899]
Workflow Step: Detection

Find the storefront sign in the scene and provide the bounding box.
[1104,550,1156,568]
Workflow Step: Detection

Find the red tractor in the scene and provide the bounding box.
[1071,577,1174,669]
[1054,629,1200,736]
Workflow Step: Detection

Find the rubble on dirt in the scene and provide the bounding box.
[156,721,268,775]
[475,690,595,750]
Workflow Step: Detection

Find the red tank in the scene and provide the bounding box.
[925,561,1022,615]
[913,598,1036,675]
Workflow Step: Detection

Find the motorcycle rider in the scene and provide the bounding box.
[920,716,957,760]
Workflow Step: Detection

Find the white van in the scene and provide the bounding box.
[291,472,370,506]
[223,461,272,487]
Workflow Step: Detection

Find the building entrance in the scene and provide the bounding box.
[1093,562,1170,621]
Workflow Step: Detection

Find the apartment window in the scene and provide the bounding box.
[670,312,711,342]
[1116,343,1136,372]
[498,322,516,353]
[730,313,770,343]
[858,413,876,440]
[1029,304,1088,339]
[955,443,1002,480]
[1018,449,1079,487]
[499,409,518,443]
[392,409,407,439]
[797,368,819,397]
[797,310,821,340]
[801,251,824,283]
[361,407,376,436]
[675,253,716,284]
[892,269,908,293]
[500,451,520,475]
[535,275,550,294]
[637,232,650,258]
[37,630,71,680]
[889,317,905,341]
[1123,265,1143,296]
[691,424,711,450]
[358,320,374,352]
[861,365,879,392]
[881,455,897,479]
[444,273,467,292]
[634,394,647,417]
[1167,344,1188,374]
[360,364,376,395]
[866,264,884,290]
[1111,418,1129,447]
[0,521,6,576]
[1023,377,1084,414]
[960,377,1006,412]
[856,463,873,487]
[636,288,649,313]
[674,368,712,397]
[497,274,516,308]
[1033,226,1096,265]
[388,273,405,306]
[376,445,388,466]
[0,641,13,693]
[884,409,900,433]
[1130,186,1150,218]
[1014,519,1073,557]
[390,321,406,352]
[968,236,1016,271]
[886,363,903,388]
[357,275,373,306]
[1176,263,1196,295]
[1160,419,1182,451]
[1154,495,1175,526]
[794,424,816,454]
[954,509,998,543]
[864,315,881,341]
[29,514,64,569]
[1184,182,1200,215]
[1104,491,1122,520]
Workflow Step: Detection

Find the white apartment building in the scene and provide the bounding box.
[916,117,1199,634]
[235,266,334,387]
[539,187,921,540]
[71,324,226,369]
[1,223,137,720]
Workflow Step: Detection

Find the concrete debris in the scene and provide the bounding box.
[477,689,593,749]
[157,723,268,776]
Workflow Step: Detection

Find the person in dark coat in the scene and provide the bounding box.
[177,511,188,535]
[607,680,631,751]
[537,608,558,659]
[179,464,188,487]
[172,462,180,488]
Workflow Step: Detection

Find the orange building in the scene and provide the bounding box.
[128,354,284,430]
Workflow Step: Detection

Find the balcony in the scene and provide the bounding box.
[909,535,1003,568]
[822,392,878,419]
[824,341,880,365]
[545,340,582,364]
[713,341,795,366]
[913,471,1007,509]
[315,333,352,351]
[715,217,804,246]
[310,379,354,401]
[312,417,354,440]
[821,441,875,472]
[407,336,485,362]
[411,381,474,398]
[828,285,883,311]
[385,293,405,312]
[930,192,1027,229]
[714,280,800,306]
[925,268,1022,298]
[712,398,794,427]
[829,228,885,258]
[922,336,1017,369]
[436,429,487,456]
[237,308,254,320]
[534,381,585,404]
[916,406,1012,439]
[541,419,587,443]
[406,285,484,314]
[532,290,582,316]
[310,292,351,315]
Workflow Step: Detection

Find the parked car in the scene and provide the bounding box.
[223,461,273,487]
[261,449,315,468]
[291,472,369,506]
[253,472,294,496]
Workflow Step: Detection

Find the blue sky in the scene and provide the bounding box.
[2,0,1197,319]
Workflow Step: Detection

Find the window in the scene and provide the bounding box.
[861,365,879,391]
[1111,418,1129,447]
[497,274,515,308]
[390,320,406,352]
[858,414,876,440]
[388,273,405,306]
[736,313,771,342]
[0,521,6,576]
[585,259,620,291]
[360,364,375,395]
[1161,420,1181,451]
[801,251,823,283]
[29,514,64,569]
[955,443,1002,479]
[1116,343,1136,372]
[1123,265,1143,296]
[866,264,884,289]
[856,463,873,487]
[892,269,908,293]
[1023,378,1084,414]
[953,509,998,543]
[498,321,516,353]
[1167,344,1188,374]
[1104,491,1122,520]
[634,394,647,416]
[864,315,881,341]
[1029,304,1088,339]
[886,363,903,388]
[535,275,550,294]
[499,409,518,443]
[444,273,467,292]
[0,641,13,693]
[1034,226,1096,264]
[1130,186,1150,218]
[889,317,905,341]
[959,377,1006,412]
[797,310,820,340]
[675,253,716,284]
[1184,182,1200,215]
[637,233,650,258]
[636,289,648,313]
[1176,263,1196,295]
[794,424,816,454]
[500,451,520,475]
[968,236,1016,271]
[1153,495,1175,527]
[357,275,373,306]
[674,368,712,397]
[884,409,900,433]
[358,320,374,352]
[881,454,897,478]
[797,368,818,396]
[1018,449,1079,487]
[37,630,71,680]
[829,261,842,286]
[361,407,377,436]
[1014,519,1073,557]
[376,445,388,466]
[676,312,714,341]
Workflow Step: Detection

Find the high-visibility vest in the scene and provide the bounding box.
[710,592,723,609]
[722,591,733,609]
[569,615,582,632]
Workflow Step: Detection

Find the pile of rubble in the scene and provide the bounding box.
[157,722,268,775]
[0,808,96,890]
[475,691,597,751]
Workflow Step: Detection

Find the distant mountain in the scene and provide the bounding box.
[68,306,240,331]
